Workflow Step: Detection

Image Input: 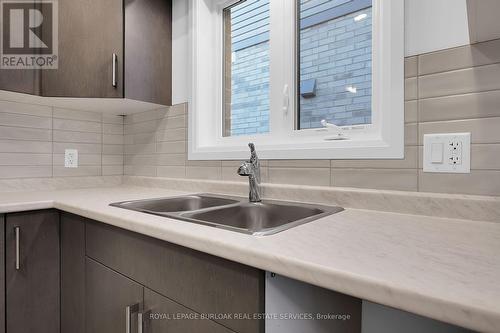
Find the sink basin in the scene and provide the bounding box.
[110,194,343,236]
[181,201,343,235]
[110,195,238,213]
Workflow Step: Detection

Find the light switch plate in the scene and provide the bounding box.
[64,149,78,168]
[423,133,470,173]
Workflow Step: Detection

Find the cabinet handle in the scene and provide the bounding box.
[138,310,151,333]
[125,303,140,333]
[112,53,118,88]
[15,226,20,270]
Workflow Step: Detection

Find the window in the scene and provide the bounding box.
[189,0,404,160]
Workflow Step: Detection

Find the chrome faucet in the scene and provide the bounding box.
[237,143,261,202]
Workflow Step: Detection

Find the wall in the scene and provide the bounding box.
[0,100,124,179]
[124,38,500,197]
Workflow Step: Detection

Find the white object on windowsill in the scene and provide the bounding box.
[320,120,349,140]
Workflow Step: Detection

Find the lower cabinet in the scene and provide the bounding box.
[85,258,234,333]
[60,212,265,333]
[5,210,60,333]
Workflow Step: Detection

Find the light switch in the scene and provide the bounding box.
[423,133,470,173]
[430,143,443,163]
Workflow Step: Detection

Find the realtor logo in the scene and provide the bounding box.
[1,0,58,69]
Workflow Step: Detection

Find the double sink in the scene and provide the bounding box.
[111,194,344,236]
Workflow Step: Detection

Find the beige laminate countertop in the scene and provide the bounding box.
[0,185,498,332]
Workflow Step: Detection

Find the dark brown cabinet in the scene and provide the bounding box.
[0,0,172,105]
[5,210,60,333]
[85,258,143,333]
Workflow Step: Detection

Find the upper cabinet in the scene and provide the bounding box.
[0,0,172,106]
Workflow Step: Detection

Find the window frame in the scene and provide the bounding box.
[188,0,404,160]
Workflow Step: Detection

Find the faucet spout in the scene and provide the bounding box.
[238,143,261,202]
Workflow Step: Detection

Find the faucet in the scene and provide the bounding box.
[237,143,261,202]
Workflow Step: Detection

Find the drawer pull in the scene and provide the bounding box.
[125,303,140,333]
[15,226,20,270]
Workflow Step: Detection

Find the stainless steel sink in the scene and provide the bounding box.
[110,194,343,236]
[110,194,238,213]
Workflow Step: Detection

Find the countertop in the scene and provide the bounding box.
[0,185,498,332]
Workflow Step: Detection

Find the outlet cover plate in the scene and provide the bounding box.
[64,149,78,168]
[423,133,470,173]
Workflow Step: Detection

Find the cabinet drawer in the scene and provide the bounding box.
[86,220,264,333]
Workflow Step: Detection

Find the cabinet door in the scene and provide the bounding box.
[5,210,60,333]
[41,0,123,98]
[144,288,234,333]
[124,0,172,105]
[86,258,143,333]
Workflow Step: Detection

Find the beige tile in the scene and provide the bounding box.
[470,144,500,170]
[53,108,101,122]
[53,166,101,177]
[419,90,500,122]
[0,153,52,166]
[124,143,156,154]
[103,134,124,145]
[167,104,187,118]
[405,101,418,123]
[419,63,500,99]
[0,140,52,153]
[0,100,52,117]
[221,160,269,167]
[102,114,124,124]
[404,77,418,101]
[157,166,186,178]
[124,120,160,135]
[405,123,418,146]
[53,142,101,154]
[0,126,51,141]
[156,128,186,142]
[53,118,102,133]
[124,154,157,166]
[331,146,418,169]
[157,141,186,154]
[128,109,163,123]
[405,56,418,78]
[185,166,222,180]
[103,123,123,135]
[185,160,221,167]
[0,166,52,178]
[0,112,52,129]
[53,154,101,166]
[268,167,330,187]
[102,155,123,166]
[419,170,500,196]
[331,169,418,191]
[156,154,186,166]
[124,165,157,177]
[129,133,156,145]
[53,130,102,144]
[268,160,330,168]
[419,117,500,144]
[102,144,123,155]
[158,115,186,130]
[419,38,500,75]
[102,165,123,176]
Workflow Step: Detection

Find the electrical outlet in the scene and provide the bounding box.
[64,149,78,168]
[423,133,470,173]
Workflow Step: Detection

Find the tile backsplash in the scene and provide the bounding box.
[0,101,124,179]
[1,38,500,197]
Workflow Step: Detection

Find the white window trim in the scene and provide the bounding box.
[188,0,404,160]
